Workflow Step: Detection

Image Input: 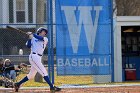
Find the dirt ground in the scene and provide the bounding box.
[1,86,140,93]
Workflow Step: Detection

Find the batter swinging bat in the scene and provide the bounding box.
[6,26,27,35]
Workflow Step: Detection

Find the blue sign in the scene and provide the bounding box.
[56,0,112,75]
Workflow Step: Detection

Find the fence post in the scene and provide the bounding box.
[47,0,52,81]
[47,0,54,84]
[50,0,54,84]
[110,0,114,82]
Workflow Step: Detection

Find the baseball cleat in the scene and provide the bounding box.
[50,86,61,92]
[14,83,20,92]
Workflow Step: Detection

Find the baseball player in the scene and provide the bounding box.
[14,27,61,92]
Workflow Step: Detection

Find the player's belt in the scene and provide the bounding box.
[32,52,42,56]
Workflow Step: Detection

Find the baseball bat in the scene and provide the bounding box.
[6,26,27,35]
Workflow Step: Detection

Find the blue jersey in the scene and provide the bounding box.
[26,34,48,55]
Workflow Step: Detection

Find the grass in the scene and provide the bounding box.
[55,75,93,85]
[13,72,140,87]
[16,74,48,87]
[16,72,93,87]
[16,68,140,87]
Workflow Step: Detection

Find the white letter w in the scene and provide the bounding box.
[61,6,102,53]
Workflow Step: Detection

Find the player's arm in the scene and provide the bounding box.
[26,32,44,40]
[33,34,44,41]
[26,32,33,48]
[26,39,32,48]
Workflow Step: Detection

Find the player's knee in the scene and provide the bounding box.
[43,73,48,77]
[27,74,35,80]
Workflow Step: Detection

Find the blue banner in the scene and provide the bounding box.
[56,0,112,75]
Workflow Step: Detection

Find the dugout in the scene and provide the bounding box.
[114,16,140,82]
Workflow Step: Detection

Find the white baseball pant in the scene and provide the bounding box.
[27,54,48,79]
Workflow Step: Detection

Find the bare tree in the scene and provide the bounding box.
[116,0,140,16]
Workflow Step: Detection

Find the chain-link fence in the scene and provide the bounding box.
[0,0,113,88]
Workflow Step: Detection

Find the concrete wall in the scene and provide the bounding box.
[93,75,111,83]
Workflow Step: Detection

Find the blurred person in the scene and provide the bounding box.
[15,63,28,71]
[3,59,16,81]
[0,58,4,74]
[15,63,28,75]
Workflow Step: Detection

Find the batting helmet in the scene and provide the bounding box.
[36,27,48,35]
